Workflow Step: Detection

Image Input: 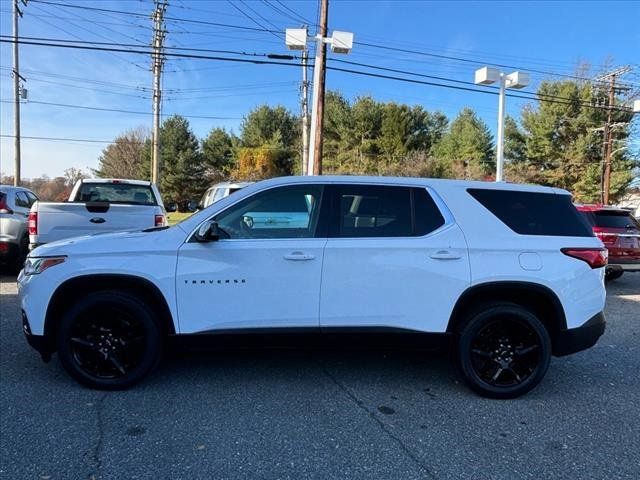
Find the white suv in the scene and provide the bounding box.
[18,176,606,398]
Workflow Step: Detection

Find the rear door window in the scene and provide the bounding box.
[330,185,444,238]
[15,191,30,208]
[468,189,593,237]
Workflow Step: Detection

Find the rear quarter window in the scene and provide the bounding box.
[468,188,593,237]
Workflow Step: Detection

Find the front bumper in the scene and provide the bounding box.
[21,310,52,362]
[553,312,606,357]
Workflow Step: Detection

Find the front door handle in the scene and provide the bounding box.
[430,250,462,260]
[90,217,106,224]
[284,252,315,261]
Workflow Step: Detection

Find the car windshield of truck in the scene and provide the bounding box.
[75,183,157,205]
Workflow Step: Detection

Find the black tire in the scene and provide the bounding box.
[56,290,162,390]
[605,269,623,282]
[456,303,551,399]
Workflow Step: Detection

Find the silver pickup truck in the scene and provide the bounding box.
[29,179,166,249]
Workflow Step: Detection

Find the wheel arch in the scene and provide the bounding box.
[447,281,567,343]
[44,274,176,350]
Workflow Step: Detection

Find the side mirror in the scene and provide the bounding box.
[166,203,177,213]
[187,200,199,213]
[195,220,226,242]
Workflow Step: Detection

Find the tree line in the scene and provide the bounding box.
[89,78,638,208]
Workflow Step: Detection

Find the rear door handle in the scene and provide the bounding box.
[284,252,315,261]
[430,250,462,260]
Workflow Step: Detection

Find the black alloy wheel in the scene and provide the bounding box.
[57,291,162,390]
[457,303,551,399]
[69,306,145,379]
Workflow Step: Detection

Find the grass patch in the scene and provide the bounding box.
[167,212,193,225]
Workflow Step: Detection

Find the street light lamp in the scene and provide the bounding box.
[286,26,354,175]
[475,67,530,182]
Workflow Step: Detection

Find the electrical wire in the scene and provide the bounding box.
[0,99,242,120]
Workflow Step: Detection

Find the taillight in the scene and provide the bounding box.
[0,197,13,214]
[593,227,618,245]
[561,248,608,269]
[28,211,38,235]
[155,214,166,227]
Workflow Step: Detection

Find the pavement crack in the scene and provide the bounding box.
[87,393,108,480]
[322,366,438,480]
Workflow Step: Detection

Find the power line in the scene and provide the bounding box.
[0,36,305,67]
[325,65,634,113]
[0,134,139,145]
[0,99,242,119]
[2,36,633,114]
[354,40,639,88]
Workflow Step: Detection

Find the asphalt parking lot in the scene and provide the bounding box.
[1,273,639,480]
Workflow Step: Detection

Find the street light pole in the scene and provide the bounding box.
[285,8,353,176]
[495,73,506,182]
[475,67,530,182]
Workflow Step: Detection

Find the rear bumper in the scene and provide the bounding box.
[553,312,605,357]
[0,241,19,263]
[608,261,640,272]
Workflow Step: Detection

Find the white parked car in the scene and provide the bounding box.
[18,176,606,398]
[197,181,253,210]
[29,179,166,249]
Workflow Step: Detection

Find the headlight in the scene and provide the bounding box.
[23,256,66,275]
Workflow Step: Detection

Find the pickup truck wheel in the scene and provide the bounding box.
[456,304,551,399]
[56,291,162,390]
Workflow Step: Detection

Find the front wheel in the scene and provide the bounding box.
[57,291,162,390]
[456,304,551,399]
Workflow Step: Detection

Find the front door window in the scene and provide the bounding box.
[215,185,323,239]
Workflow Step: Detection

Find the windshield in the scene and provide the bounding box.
[75,183,157,205]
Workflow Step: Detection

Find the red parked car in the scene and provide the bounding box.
[576,204,640,281]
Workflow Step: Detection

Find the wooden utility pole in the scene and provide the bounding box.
[601,78,615,205]
[12,0,23,187]
[301,49,310,175]
[598,66,632,205]
[151,0,167,185]
[308,0,328,176]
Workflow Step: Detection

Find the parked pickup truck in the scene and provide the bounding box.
[29,179,166,249]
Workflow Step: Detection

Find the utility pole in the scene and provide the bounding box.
[12,0,25,187]
[598,66,632,205]
[308,0,328,176]
[151,0,167,185]
[301,49,310,176]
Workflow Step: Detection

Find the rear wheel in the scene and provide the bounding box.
[456,303,551,399]
[56,291,162,390]
[605,268,623,282]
